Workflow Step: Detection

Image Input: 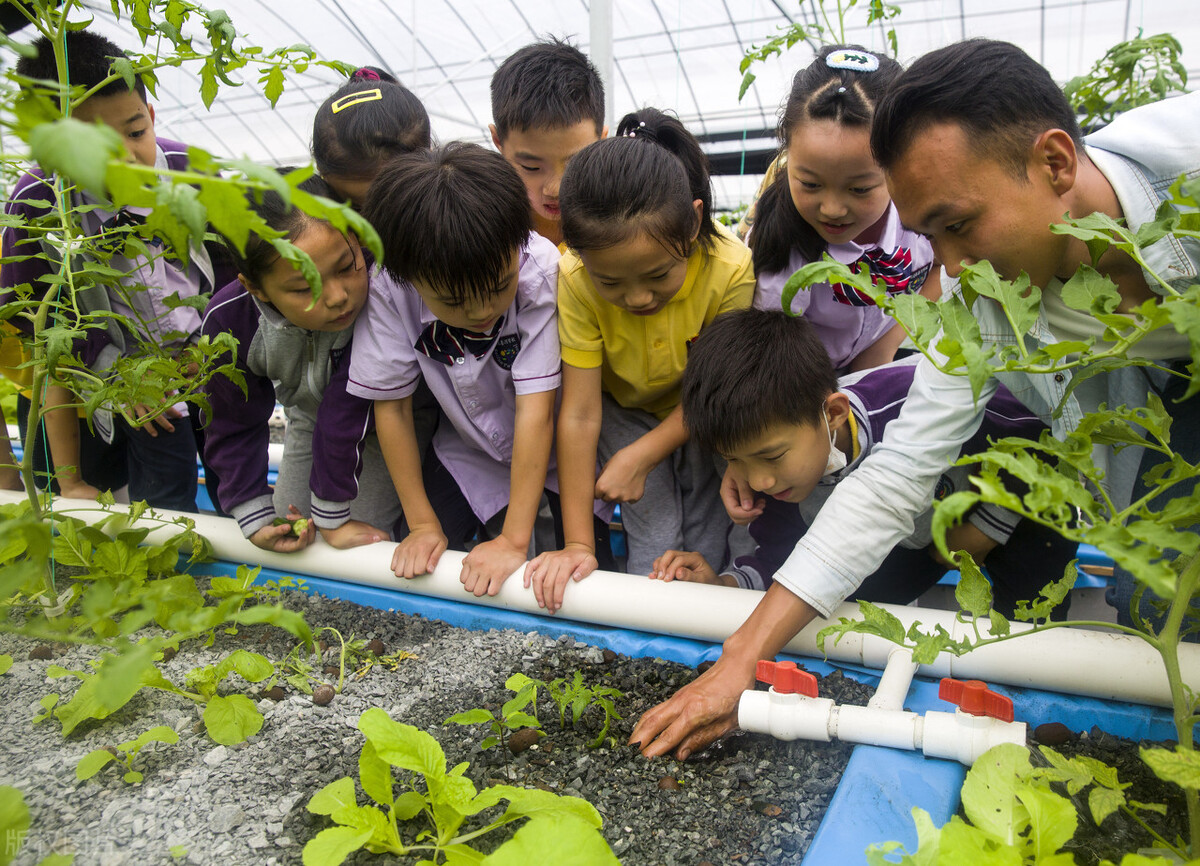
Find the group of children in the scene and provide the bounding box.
[4,31,1088,622]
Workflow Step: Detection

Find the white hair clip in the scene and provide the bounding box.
[826,50,880,72]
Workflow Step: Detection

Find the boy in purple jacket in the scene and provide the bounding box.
[1,31,223,511]
[201,172,401,552]
[652,309,1075,619]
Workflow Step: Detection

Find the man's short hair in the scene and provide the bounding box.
[490,37,604,141]
[871,39,1082,179]
[364,143,532,304]
[17,30,147,102]
[682,309,837,454]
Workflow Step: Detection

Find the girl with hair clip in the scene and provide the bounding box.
[200,171,401,552]
[312,66,433,209]
[751,46,941,372]
[524,108,755,611]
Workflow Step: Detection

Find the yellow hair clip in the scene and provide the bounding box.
[331,88,383,114]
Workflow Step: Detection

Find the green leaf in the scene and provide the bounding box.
[33,694,59,725]
[29,119,125,194]
[36,854,76,866]
[481,815,618,865]
[0,786,31,866]
[1088,786,1125,825]
[301,825,373,866]
[1140,746,1200,790]
[216,649,275,684]
[123,771,143,784]
[394,790,427,821]
[505,713,540,730]
[1059,264,1122,315]
[953,553,993,618]
[469,786,602,827]
[203,694,264,745]
[53,651,180,736]
[119,725,179,755]
[76,749,117,781]
[446,708,495,726]
[960,743,1033,845]
[307,776,358,816]
[0,656,11,676]
[262,65,286,106]
[480,735,500,751]
[357,708,446,780]
[1016,784,1077,859]
[358,740,394,808]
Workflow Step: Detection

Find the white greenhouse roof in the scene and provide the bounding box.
[17,1,1200,208]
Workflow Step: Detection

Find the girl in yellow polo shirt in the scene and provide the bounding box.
[525,108,754,612]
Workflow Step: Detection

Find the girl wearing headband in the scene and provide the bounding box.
[750,45,942,372]
[311,66,432,209]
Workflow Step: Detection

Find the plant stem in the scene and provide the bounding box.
[1155,550,1200,856]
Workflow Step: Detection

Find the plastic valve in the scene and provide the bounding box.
[755,659,818,697]
[938,678,1014,723]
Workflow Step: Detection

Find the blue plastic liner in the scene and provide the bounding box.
[195,559,1181,865]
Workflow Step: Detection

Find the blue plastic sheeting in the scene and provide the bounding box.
[197,559,1182,866]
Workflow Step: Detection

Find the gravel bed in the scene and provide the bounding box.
[1,583,870,865]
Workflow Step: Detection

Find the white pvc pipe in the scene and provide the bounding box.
[867,647,917,711]
[8,491,1197,709]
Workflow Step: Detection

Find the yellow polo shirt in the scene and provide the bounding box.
[558,226,754,420]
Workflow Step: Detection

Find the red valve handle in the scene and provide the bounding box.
[755,659,818,697]
[938,678,1014,722]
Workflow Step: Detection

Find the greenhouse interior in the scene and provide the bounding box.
[1,1,1198,864]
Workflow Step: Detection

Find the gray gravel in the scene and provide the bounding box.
[1,583,869,865]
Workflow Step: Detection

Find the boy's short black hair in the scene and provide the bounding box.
[490,37,604,141]
[871,39,1083,180]
[682,309,837,454]
[17,31,147,102]
[364,143,532,304]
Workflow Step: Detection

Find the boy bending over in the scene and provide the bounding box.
[653,308,1075,619]
[349,144,572,595]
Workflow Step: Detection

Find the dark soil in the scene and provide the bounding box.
[2,582,869,865]
[1035,726,1189,864]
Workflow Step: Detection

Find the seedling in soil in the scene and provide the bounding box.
[303,708,618,865]
[272,628,416,699]
[543,671,625,749]
[447,673,543,777]
[76,725,179,784]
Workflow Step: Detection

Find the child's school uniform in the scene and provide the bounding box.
[723,358,1075,618]
[754,203,935,369]
[557,225,755,574]
[346,233,563,539]
[0,138,225,511]
[200,278,403,538]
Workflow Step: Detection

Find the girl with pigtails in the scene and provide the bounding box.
[525,108,755,611]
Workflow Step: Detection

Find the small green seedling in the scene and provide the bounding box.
[272,516,309,537]
[447,673,543,775]
[184,649,274,744]
[76,725,179,784]
[544,671,624,748]
[303,708,618,865]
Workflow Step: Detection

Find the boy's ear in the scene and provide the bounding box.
[600,124,609,140]
[489,123,502,150]
[1031,128,1077,195]
[690,199,704,241]
[147,103,156,126]
[238,273,269,304]
[825,391,852,430]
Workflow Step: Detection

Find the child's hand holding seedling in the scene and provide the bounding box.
[250,505,315,553]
